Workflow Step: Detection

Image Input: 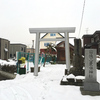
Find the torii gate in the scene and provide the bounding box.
[29,27,75,76]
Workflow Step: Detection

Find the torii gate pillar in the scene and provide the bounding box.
[29,27,75,76]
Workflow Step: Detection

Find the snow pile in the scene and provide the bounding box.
[0,59,17,66]
[75,76,85,80]
[62,74,85,82]
[96,55,100,62]
[67,74,75,79]
[62,75,68,81]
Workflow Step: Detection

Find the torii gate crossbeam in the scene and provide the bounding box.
[29,27,75,76]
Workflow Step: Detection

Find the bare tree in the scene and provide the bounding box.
[43,43,57,67]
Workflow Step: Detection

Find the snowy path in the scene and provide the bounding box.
[0,64,100,100]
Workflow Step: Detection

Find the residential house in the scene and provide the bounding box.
[26,40,35,53]
[9,43,27,58]
[56,41,74,64]
[0,38,10,60]
[26,48,35,53]
[40,33,64,54]
[82,31,100,55]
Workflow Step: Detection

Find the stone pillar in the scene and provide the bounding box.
[34,32,40,76]
[69,39,84,76]
[73,39,83,69]
[74,39,82,56]
[65,32,70,72]
[84,49,100,91]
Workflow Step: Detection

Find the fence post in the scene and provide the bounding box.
[27,53,29,72]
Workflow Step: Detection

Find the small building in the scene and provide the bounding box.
[0,38,10,60]
[26,40,35,53]
[9,43,27,58]
[82,31,100,55]
[26,48,35,53]
[56,41,74,64]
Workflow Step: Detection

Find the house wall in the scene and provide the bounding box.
[56,41,74,64]
[40,33,63,49]
[56,47,65,61]
[58,43,65,47]
[0,38,10,60]
[40,49,57,55]
[82,31,100,55]
[10,44,26,58]
[26,48,35,53]
[83,37,91,47]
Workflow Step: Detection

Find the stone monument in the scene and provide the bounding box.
[84,49,99,91]
[80,49,100,95]
[69,39,84,76]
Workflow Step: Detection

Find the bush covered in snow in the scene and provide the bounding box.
[1,64,17,73]
[0,59,17,73]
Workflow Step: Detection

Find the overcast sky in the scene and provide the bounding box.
[0,0,100,47]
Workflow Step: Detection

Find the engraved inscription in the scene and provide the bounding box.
[88,50,93,78]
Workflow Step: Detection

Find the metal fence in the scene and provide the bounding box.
[16,52,57,74]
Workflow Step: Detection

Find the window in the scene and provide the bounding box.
[99,48,100,55]
[97,36,99,41]
[10,54,12,58]
[44,43,49,47]
[21,47,23,51]
[24,47,26,52]
[50,33,56,36]
[91,38,94,43]
[13,54,16,57]
[5,44,7,48]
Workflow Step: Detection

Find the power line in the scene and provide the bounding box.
[78,0,86,38]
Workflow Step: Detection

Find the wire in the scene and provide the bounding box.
[78,0,86,38]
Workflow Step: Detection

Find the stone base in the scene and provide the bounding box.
[65,69,68,75]
[84,82,100,91]
[30,67,40,72]
[80,87,100,96]
[60,80,83,86]
[65,68,85,76]
[60,80,75,85]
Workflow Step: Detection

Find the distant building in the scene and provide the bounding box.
[82,31,100,55]
[0,38,10,60]
[26,48,35,53]
[26,40,35,53]
[40,33,64,53]
[9,43,27,58]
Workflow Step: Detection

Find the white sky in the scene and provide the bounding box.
[0,0,100,47]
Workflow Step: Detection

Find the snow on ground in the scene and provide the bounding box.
[0,61,100,100]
